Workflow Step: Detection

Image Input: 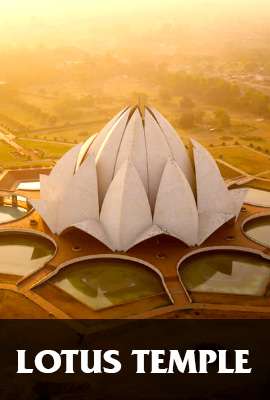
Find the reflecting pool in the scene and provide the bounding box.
[0,195,31,224]
[52,258,170,310]
[180,250,270,296]
[244,216,270,248]
[0,231,55,277]
[0,205,27,224]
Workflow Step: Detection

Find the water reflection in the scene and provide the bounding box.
[244,216,270,248]
[0,231,55,276]
[180,250,270,296]
[52,258,170,310]
[0,205,27,224]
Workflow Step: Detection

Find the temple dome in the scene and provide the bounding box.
[32,106,246,251]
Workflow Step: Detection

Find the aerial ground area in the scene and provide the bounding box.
[1,53,270,193]
[1,5,270,321]
[0,105,270,321]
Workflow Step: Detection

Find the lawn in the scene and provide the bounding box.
[242,179,270,192]
[216,160,243,179]
[17,123,100,143]
[208,146,270,175]
[0,141,30,169]
[257,171,270,179]
[0,140,53,169]
[0,141,18,164]
[4,160,53,169]
[17,139,73,159]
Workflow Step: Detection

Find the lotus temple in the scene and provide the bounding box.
[1,105,270,320]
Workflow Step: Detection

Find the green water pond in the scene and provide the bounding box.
[244,216,270,248]
[0,231,55,276]
[180,250,270,296]
[52,258,170,310]
[0,205,27,224]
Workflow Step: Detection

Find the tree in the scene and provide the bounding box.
[214,109,231,129]
[194,110,205,124]
[48,116,57,125]
[179,111,195,129]
[180,96,195,110]
[158,88,171,103]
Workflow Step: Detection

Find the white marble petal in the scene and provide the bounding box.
[154,159,198,246]
[230,188,247,219]
[30,199,58,233]
[49,144,82,187]
[37,144,82,212]
[73,219,114,251]
[100,160,153,251]
[32,106,245,252]
[95,109,130,205]
[57,154,99,234]
[131,225,163,249]
[91,107,130,156]
[149,106,195,188]
[114,109,148,193]
[74,134,97,173]
[192,139,237,244]
[144,109,172,210]
[198,212,235,245]
[39,174,53,201]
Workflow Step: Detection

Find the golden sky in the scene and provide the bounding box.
[0,0,269,49]
[1,0,269,18]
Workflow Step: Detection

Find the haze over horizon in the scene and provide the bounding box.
[0,0,270,52]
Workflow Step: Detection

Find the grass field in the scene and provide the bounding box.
[208,146,270,175]
[242,179,270,192]
[3,160,53,169]
[216,160,243,179]
[0,140,53,169]
[16,122,101,143]
[0,141,30,169]
[17,139,73,159]
[0,141,18,164]
[0,104,39,129]
[257,171,270,178]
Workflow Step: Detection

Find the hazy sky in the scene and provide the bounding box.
[0,0,269,49]
[1,0,270,18]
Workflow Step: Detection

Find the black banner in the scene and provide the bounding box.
[0,319,269,399]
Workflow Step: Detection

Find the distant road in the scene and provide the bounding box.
[18,137,75,146]
[217,158,248,177]
[242,145,270,159]
[0,131,25,154]
[26,119,106,135]
[0,129,39,160]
